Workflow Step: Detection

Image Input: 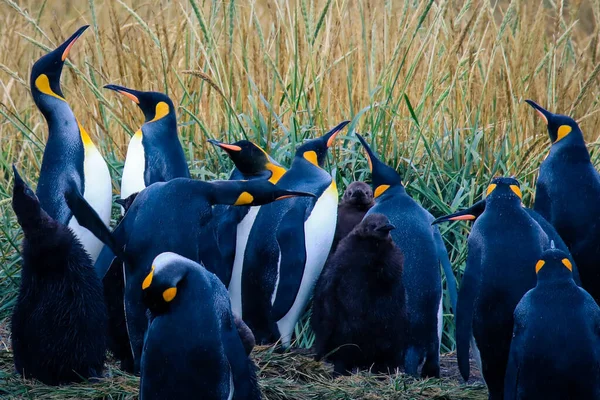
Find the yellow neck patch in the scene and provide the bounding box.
[142,266,155,290]
[486,184,497,196]
[35,74,65,101]
[535,260,545,274]
[162,287,177,302]
[374,184,390,198]
[561,258,573,271]
[555,125,572,143]
[150,101,170,122]
[267,163,286,184]
[77,120,96,149]
[303,150,319,166]
[134,129,143,139]
[234,191,254,206]
[509,185,522,199]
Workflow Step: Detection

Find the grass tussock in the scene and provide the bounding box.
[0,347,487,400]
[1,0,600,397]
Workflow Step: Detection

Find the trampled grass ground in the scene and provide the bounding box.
[1,0,600,398]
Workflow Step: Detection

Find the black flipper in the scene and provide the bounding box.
[270,206,308,321]
[432,199,486,225]
[434,227,458,312]
[115,192,139,214]
[64,189,125,261]
[503,323,521,400]
[95,245,117,280]
[457,242,482,382]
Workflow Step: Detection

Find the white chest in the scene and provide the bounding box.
[69,126,112,263]
[276,182,339,346]
[121,130,146,201]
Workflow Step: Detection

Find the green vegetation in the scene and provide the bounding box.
[0,0,599,398]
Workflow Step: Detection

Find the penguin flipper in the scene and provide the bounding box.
[532,181,552,223]
[65,189,125,262]
[504,324,522,399]
[433,227,458,312]
[456,243,481,382]
[95,245,117,280]
[271,206,308,322]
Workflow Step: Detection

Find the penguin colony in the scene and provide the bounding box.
[8,25,600,400]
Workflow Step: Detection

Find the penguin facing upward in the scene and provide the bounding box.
[208,139,287,311]
[526,100,600,304]
[104,84,190,201]
[432,198,582,285]
[140,252,261,400]
[240,121,350,346]
[312,213,406,375]
[505,247,600,400]
[92,177,314,373]
[355,133,457,378]
[330,181,374,254]
[32,25,112,263]
[10,167,107,385]
[448,177,554,400]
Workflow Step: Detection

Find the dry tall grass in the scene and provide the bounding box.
[1,0,600,352]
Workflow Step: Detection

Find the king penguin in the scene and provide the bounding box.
[31,25,111,263]
[91,176,313,372]
[526,100,600,304]
[104,84,190,202]
[355,133,457,378]
[140,252,261,400]
[240,121,350,346]
[504,247,600,400]
[208,139,287,313]
[442,177,561,399]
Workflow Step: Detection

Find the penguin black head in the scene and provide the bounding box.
[525,100,583,145]
[208,139,286,182]
[12,166,43,229]
[295,121,350,167]
[341,181,374,209]
[104,84,176,124]
[142,252,192,315]
[30,26,89,109]
[534,247,574,283]
[228,180,316,206]
[353,213,396,241]
[484,176,523,205]
[356,133,403,199]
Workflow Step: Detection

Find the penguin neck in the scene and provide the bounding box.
[291,155,324,172]
[22,218,75,271]
[142,114,178,140]
[485,197,523,213]
[375,184,406,201]
[549,139,591,163]
[203,180,250,206]
[35,95,79,138]
[536,273,574,288]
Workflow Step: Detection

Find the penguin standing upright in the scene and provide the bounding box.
[92,177,314,372]
[32,26,111,263]
[208,139,287,312]
[10,167,108,385]
[526,100,600,304]
[355,133,457,378]
[443,177,555,399]
[104,84,190,201]
[100,84,190,371]
[312,213,406,375]
[504,247,600,400]
[240,121,350,346]
[140,252,261,400]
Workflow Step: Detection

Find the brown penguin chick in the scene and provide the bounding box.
[312,213,407,376]
[330,181,374,254]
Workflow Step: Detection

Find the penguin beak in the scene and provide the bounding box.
[525,100,553,125]
[376,223,396,233]
[356,133,375,172]
[208,139,242,152]
[12,165,25,187]
[432,199,487,225]
[104,84,141,105]
[275,190,316,200]
[323,120,351,148]
[59,25,89,62]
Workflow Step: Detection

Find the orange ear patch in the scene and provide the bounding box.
[510,185,522,199]
[535,260,545,273]
[486,184,497,196]
[561,258,573,271]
